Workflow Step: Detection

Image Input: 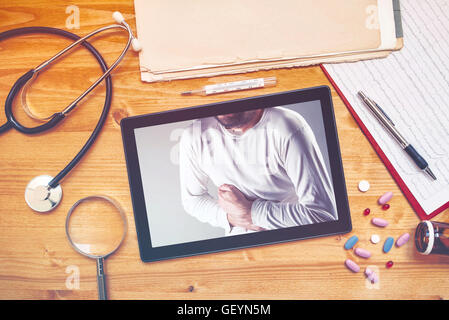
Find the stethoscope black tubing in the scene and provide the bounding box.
[4,69,67,134]
[0,26,112,189]
[0,120,11,133]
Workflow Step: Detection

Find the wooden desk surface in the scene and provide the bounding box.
[1,1,448,300]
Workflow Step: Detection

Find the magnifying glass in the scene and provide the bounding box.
[65,195,127,300]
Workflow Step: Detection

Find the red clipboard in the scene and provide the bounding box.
[321,64,449,221]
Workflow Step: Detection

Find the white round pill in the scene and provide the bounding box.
[358,180,370,192]
[370,234,380,244]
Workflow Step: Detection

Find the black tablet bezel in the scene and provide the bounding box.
[121,86,351,262]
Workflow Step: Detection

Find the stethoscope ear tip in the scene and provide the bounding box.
[112,11,141,52]
[112,11,125,24]
[131,38,142,52]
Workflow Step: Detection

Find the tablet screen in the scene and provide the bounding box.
[134,100,338,248]
[122,87,351,262]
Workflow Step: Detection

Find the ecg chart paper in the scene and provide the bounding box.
[323,0,449,217]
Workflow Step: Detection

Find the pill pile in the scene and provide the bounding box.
[343,187,411,283]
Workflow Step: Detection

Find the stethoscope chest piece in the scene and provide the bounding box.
[25,175,62,213]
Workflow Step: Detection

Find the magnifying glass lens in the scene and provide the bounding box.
[67,198,125,256]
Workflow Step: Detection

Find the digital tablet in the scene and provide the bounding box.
[121,86,351,262]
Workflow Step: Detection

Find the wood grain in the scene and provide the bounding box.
[1,0,448,300]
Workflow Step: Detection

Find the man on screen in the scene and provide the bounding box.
[179,107,337,235]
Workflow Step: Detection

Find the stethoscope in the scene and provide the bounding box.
[0,12,141,213]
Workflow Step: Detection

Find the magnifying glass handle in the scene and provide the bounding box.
[96,257,108,300]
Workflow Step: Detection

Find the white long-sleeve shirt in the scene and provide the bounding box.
[179,107,337,235]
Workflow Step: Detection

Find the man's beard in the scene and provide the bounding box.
[215,111,256,130]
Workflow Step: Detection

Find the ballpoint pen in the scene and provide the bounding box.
[358,91,437,181]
